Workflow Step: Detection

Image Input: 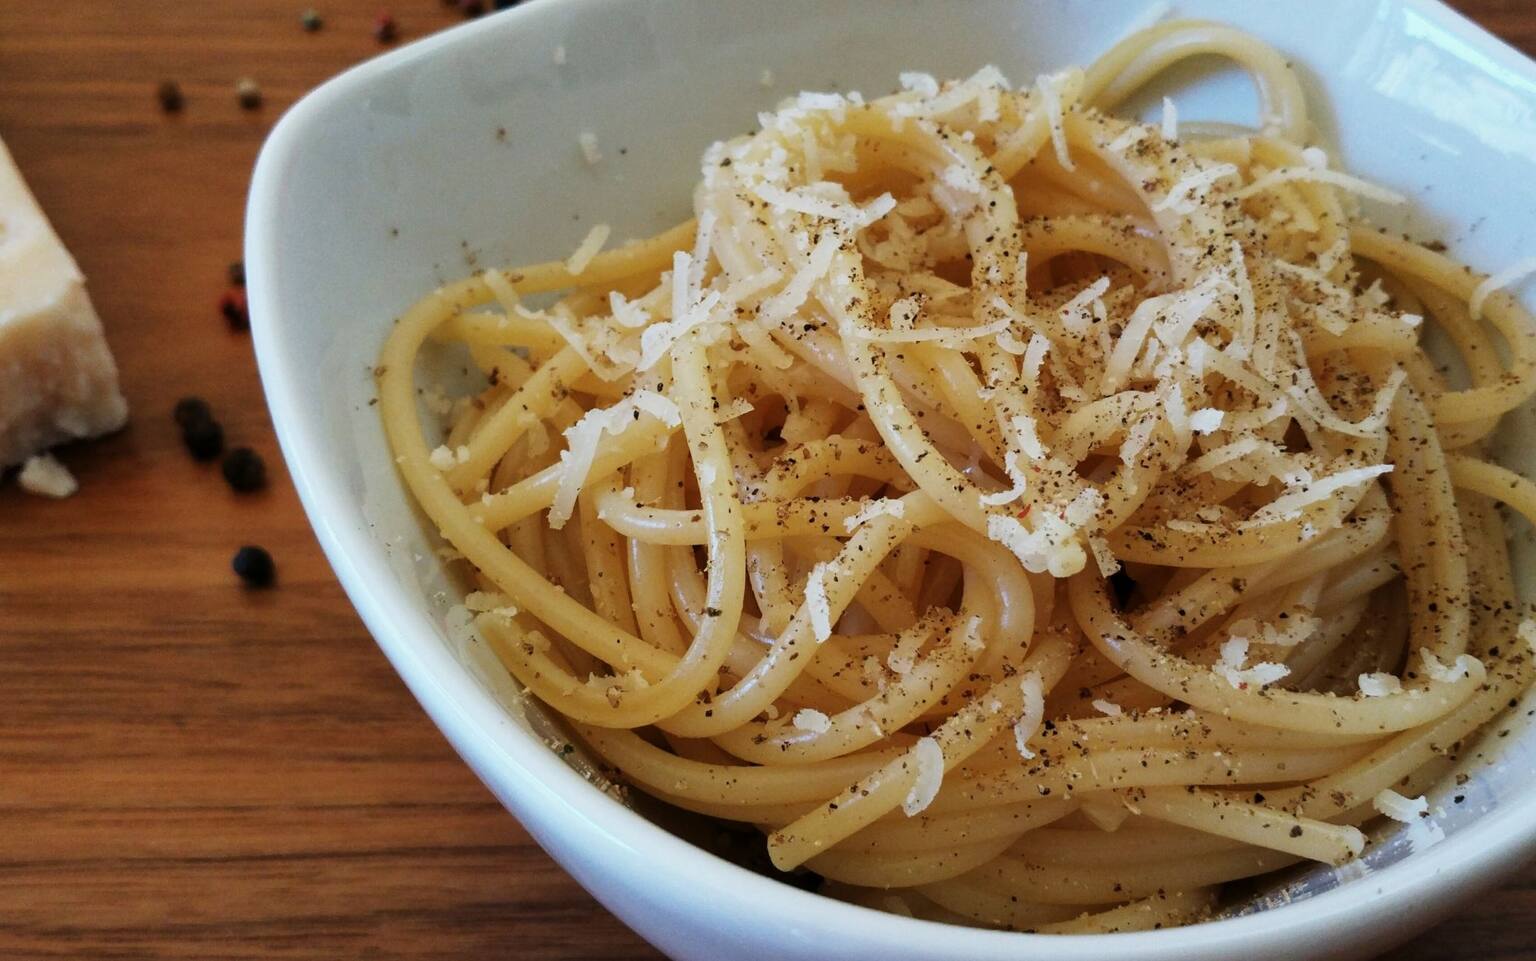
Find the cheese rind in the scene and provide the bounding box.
[0,138,127,468]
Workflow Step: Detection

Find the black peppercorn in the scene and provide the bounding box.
[221,447,268,493]
[374,12,398,43]
[232,546,276,587]
[220,288,249,331]
[236,77,262,111]
[157,80,184,113]
[173,396,214,430]
[300,8,323,31]
[182,419,225,462]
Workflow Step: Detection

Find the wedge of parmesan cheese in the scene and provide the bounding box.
[0,138,127,468]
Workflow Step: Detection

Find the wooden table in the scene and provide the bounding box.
[0,2,1530,958]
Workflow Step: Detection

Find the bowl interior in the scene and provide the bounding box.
[248,0,1536,955]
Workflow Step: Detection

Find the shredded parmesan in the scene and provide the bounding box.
[1153,163,1239,214]
[17,453,77,498]
[1358,672,1402,697]
[899,71,940,98]
[1088,534,1121,577]
[1520,618,1536,655]
[1244,464,1394,526]
[564,223,610,275]
[1037,71,1074,171]
[548,391,681,529]
[792,708,832,733]
[1373,788,1429,823]
[1160,96,1178,140]
[1013,671,1044,760]
[1235,166,1406,205]
[902,737,945,816]
[805,562,834,642]
[844,497,907,533]
[1469,255,1536,320]
[1214,637,1289,689]
[1418,648,1485,684]
[1092,698,1123,717]
[428,445,457,471]
[1188,408,1224,434]
[578,130,601,165]
[463,591,507,613]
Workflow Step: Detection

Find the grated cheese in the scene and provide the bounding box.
[428,445,457,471]
[1013,671,1044,760]
[548,390,681,529]
[792,708,832,733]
[1469,255,1536,320]
[564,223,610,275]
[1244,464,1394,527]
[1092,698,1123,717]
[578,130,602,165]
[1214,637,1290,689]
[987,510,1087,578]
[1235,166,1406,206]
[1188,408,1224,434]
[1419,648,1485,684]
[1008,413,1046,461]
[898,71,940,98]
[1058,277,1111,335]
[1036,71,1075,171]
[1160,96,1178,141]
[1373,788,1429,823]
[979,452,1028,507]
[1152,163,1238,214]
[805,561,834,642]
[1088,533,1121,577]
[1358,672,1402,697]
[17,453,77,498]
[902,736,945,816]
[761,230,841,324]
[1521,618,1536,655]
[844,497,907,533]
[1022,333,1051,381]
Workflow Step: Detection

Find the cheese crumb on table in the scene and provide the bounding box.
[17,452,77,498]
[0,137,127,468]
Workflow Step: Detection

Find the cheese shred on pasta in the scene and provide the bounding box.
[378,18,1536,934]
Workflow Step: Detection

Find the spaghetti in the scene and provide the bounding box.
[378,19,1536,932]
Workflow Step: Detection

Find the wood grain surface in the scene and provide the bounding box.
[0,3,1530,959]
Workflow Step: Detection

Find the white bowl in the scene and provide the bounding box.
[246,2,1536,958]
